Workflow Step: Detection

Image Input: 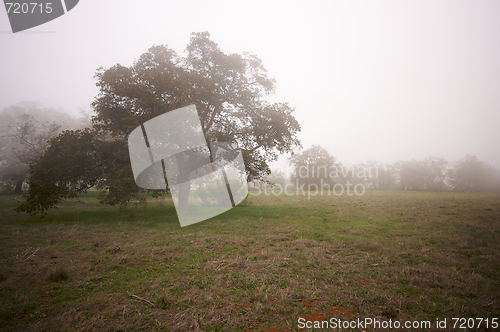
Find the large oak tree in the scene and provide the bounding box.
[17,32,301,215]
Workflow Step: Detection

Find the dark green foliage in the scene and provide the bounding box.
[16,32,300,216]
[16,129,147,216]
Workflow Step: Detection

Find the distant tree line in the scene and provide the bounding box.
[263,145,500,192]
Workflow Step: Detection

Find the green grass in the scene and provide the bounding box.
[0,190,499,331]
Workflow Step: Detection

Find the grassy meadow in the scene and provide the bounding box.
[0,190,499,331]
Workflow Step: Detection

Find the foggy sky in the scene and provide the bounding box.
[1,0,499,171]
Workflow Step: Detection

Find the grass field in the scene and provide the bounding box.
[0,190,499,331]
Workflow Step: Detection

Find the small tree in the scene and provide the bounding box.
[16,129,146,215]
[448,155,500,192]
[289,145,339,190]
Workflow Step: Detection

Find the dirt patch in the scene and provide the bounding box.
[300,299,318,307]
[324,306,356,317]
[298,313,325,322]
[235,303,250,312]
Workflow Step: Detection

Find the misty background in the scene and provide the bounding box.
[1,0,499,172]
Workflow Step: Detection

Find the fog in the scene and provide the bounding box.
[1,0,499,170]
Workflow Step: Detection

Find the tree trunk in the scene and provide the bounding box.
[174,153,197,211]
[177,182,191,210]
[174,150,209,210]
[14,175,25,194]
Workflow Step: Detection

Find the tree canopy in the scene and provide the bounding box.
[16,32,301,215]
